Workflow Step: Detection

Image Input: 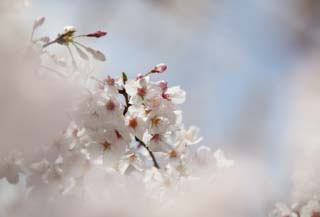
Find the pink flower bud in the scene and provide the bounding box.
[157,80,168,91]
[86,30,107,38]
[162,92,170,100]
[151,63,167,73]
[136,74,144,80]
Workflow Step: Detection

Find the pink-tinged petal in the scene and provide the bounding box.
[151,63,167,73]
[136,74,144,80]
[156,80,168,91]
[74,45,89,60]
[86,30,107,38]
[85,47,106,61]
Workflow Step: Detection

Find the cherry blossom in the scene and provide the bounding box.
[0,20,238,214]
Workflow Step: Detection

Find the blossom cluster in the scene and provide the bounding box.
[0,17,234,201]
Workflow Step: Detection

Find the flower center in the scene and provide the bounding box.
[101,141,111,151]
[128,153,136,163]
[162,92,170,100]
[151,116,161,127]
[106,99,116,111]
[105,75,115,86]
[129,117,138,129]
[151,134,161,142]
[169,149,178,158]
[137,87,146,97]
[115,130,122,139]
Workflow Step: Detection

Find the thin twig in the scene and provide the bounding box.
[135,136,160,169]
[118,88,131,115]
[118,86,160,169]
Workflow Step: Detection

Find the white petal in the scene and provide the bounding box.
[166,86,186,104]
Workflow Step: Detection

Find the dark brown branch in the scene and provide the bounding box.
[135,136,160,169]
[118,86,160,169]
[118,88,131,115]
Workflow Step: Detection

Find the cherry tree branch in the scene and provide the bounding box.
[135,136,160,169]
[118,81,160,169]
[118,88,131,115]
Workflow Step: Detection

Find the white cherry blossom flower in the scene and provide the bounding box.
[101,75,121,95]
[85,129,129,165]
[144,133,172,153]
[162,86,186,105]
[125,105,147,139]
[74,90,123,132]
[177,125,203,146]
[118,150,145,175]
[125,76,162,106]
[146,109,177,135]
[143,165,181,199]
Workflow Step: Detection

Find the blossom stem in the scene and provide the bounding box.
[135,136,160,169]
[118,87,160,169]
[118,88,131,116]
[144,71,152,77]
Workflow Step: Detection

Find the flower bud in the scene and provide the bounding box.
[136,74,144,80]
[151,63,167,73]
[86,30,107,38]
[157,80,168,91]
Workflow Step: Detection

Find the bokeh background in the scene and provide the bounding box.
[2,0,320,216]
